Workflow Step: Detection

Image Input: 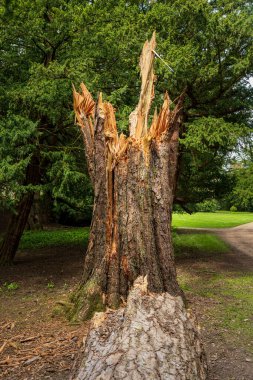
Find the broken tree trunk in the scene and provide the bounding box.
[72,277,207,380]
[71,32,185,319]
[71,32,208,380]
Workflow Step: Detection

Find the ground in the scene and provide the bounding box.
[177,222,253,379]
[0,244,88,380]
[1,217,253,379]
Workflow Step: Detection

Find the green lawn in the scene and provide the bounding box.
[172,211,253,228]
[9,211,253,250]
[19,227,89,250]
[19,227,228,260]
[173,233,228,258]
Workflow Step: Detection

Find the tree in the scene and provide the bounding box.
[229,135,253,210]
[176,117,250,208]
[146,0,253,208]
[0,0,91,264]
[231,162,253,210]
[0,0,146,264]
[71,35,207,379]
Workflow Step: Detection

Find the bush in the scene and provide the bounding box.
[230,205,237,212]
[196,199,220,213]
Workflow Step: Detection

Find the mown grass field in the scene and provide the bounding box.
[172,211,253,228]
[19,227,228,257]
[19,227,90,250]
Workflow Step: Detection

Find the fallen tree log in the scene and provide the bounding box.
[72,277,207,380]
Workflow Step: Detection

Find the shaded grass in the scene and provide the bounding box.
[19,227,89,250]
[172,211,253,228]
[19,228,227,259]
[173,233,228,258]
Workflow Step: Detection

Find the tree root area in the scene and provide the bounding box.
[72,276,207,380]
[0,241,253,379]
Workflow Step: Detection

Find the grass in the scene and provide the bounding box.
[0,282,19,292]
[19,227,89,250]
[19,227,228,258]
[13,210,253,250]
[173,233,229,258]
[178,269,253,348]
[172,211,253,229]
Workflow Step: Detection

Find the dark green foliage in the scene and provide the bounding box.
[196,199,220,213]
[0,0,92,222]
[231,163,253,211]
[177,117,251,205]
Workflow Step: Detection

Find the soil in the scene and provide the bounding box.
[1,224,253,379]
[0,245,88,380]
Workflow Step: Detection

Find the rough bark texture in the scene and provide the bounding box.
[71,33,186,319]
[72,277,207,380]
[0,155,40,265]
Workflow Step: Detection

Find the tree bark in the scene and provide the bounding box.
[71,32,185,319]
[26,192,52,230]
[0,155,40,265]
[72,277,207,380]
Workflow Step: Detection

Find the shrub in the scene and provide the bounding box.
[196,199,220,213]
[230,205,237,212]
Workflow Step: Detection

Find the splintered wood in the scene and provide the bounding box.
[72,32,182,169]
[129,31,156,139]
